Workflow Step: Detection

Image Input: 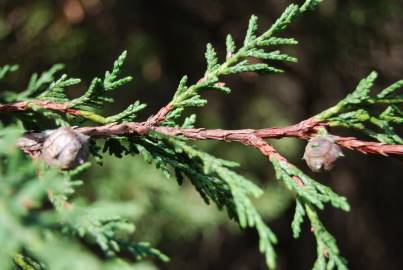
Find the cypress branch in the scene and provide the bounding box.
[0,0,401,269]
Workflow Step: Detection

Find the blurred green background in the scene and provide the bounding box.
[0,0,402,269]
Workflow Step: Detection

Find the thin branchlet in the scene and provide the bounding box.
[0,0,401,269]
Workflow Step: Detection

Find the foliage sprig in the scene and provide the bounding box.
[0,0,402,269]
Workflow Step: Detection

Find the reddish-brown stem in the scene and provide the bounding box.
[74,119,403,156]
[3,99,402,157]
[334,136,403,155]
[0,101,81,115]
[230,134,305,186]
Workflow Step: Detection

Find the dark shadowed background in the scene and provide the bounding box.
[0,0,402,269]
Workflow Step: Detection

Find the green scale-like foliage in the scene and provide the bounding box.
[0,0,402,269]
[317,71,403,144]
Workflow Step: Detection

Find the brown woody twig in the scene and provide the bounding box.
[74,119,403,156]
[2,99,403,158]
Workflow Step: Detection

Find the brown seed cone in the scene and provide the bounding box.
[303,135,344,172]
[42,127,89,170]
